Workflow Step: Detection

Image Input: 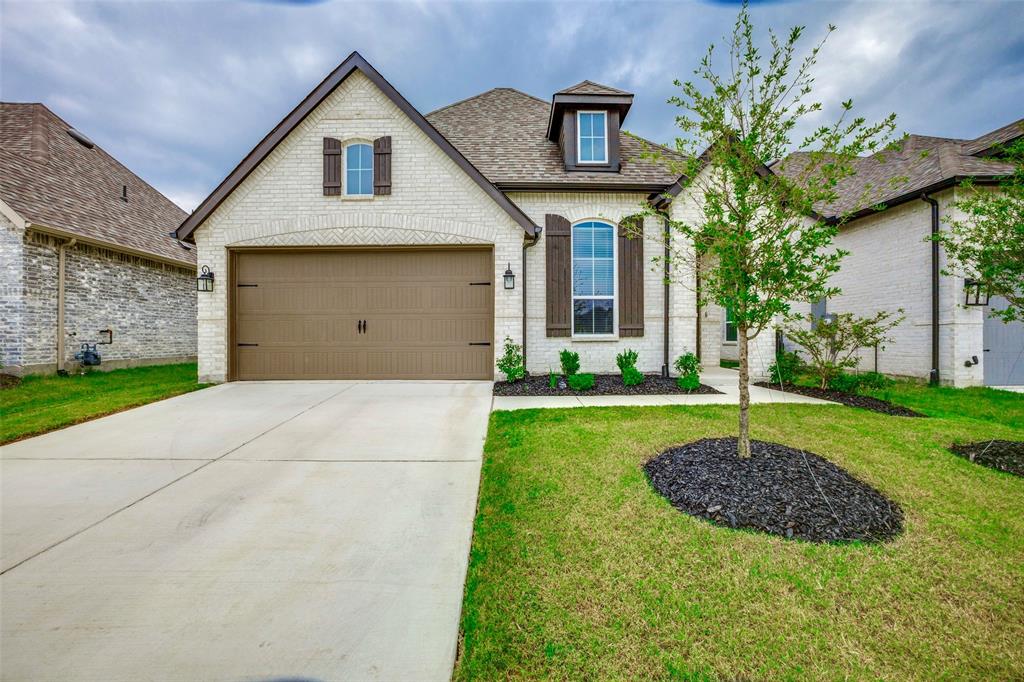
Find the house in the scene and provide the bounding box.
[176,52,780,383]
[765,119,1024,388]
[0,103,197,375]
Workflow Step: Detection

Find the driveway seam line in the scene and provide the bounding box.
[0,384,357,576]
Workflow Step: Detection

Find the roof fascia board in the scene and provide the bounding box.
[829,176,1004,225]
[500,181,669,193]
[29,221,196,269]
[546,94,634,141]
[0,197,28,228]
[176,51,538,241]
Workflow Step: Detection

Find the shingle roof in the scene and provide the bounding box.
[426,88,682,188]
[772,124,1018,219]
[0,103,193,265]
[962,117,1024,156]
[556,80,633,96]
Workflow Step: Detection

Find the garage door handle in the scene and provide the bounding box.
[237,283,259,288]
[237,343,259,347]
[469,342,491,346]
[469,282,491,286]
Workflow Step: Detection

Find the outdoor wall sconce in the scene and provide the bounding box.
[963,278,990,306]
[503,263,515,290]
[197,265,215,292]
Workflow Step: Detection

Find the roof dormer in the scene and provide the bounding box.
[546,81,633,173]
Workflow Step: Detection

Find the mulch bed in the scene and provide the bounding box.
[754,381,925,417]
[0,374,22,390]
[949,440,1024,477]
[645,437,904,543]
[493,373,722,397]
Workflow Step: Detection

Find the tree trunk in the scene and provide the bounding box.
[737,324,751,459]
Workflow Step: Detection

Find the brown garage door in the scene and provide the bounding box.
[232,248,494,380]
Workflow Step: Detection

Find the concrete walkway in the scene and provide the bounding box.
[492,366,836,410]
[1,381,491,682]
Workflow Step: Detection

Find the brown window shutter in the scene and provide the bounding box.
[545,214,572,337]
[373,136,392,195]
[323,137,341,196]
[618,217,644,337]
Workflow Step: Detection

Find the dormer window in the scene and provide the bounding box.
[577,111,608,164]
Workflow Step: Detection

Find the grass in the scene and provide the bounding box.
[1,363,207,444]
[719,359,740,369]
[456,384,1024,680]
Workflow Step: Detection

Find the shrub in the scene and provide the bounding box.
[496,337,525,383]
[677,373,701,391]
[768,350,803,385]
[567,373,595,391]
[827,372,861,393]
[856,371,894,391]
[674,352,701,391]
[548,372,559,389]
[784,310,905,389]
[615,349,639,373]
[622,366,645,386]
[559,349,581,376]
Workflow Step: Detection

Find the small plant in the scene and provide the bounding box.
[548,372,559,389]
[856,371,894,391]
[496,337,525,383]
[559,349,580,376]
[785,310,905,389]
[768,350,804,385]
[677,372,701,391]
[615,349,639,373]
[567,373,595,391]
[674,352,701,391]
[622,366,645,386]
[827,372,861,393]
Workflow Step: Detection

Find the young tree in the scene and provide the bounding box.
[937,134,1024,323]
[634,5,899,457]
[784,310,904,389]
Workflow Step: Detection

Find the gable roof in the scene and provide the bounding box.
[556,80,632,96]
[426,88,682,190]
[962,117,1024,156]
[772,120,1019,221]
[176,52,538,242]
[0,103,193,266]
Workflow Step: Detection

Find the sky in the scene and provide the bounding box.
[2,0,1022,211]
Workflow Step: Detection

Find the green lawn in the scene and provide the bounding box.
[457,384,1024,680]
[1,363,207,444]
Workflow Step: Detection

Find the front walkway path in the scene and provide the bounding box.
[492,367,836,411]
[1,381,491,682]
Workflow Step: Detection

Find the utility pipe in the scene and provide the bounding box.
[663,217,671,377]
[920,193,940,385]
[521,226,541,372]
[56,237,76,373]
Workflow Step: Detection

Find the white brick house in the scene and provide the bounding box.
[177,52,769,383]
[0,103,196,375]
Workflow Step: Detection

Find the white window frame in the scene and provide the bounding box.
[344,141,374,197]
[723,306,737,344]
[576,110,608,165]
[571,219,617,338]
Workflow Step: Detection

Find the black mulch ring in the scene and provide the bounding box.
[754,382,925,417]
[493,373,722,397]
[949,440,1024,477]
[644,437,904,543]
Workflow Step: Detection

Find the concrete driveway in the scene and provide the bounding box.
[1,381,491,682]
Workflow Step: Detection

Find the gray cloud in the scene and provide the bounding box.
[2,0,1021,211]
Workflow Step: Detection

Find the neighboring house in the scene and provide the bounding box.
[0,103,197,375]
[765,119,1024,387]
[176,52,776,383]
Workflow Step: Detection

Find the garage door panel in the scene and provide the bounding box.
[233,249,493,380]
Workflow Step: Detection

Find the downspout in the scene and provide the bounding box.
[522,226,541,373]
[663,217,671,377]
[57,237,77,374]
[920,193,940,385]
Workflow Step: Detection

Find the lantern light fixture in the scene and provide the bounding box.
[963,278,990,307]
[197,265,215,292]
[503,263,515,290]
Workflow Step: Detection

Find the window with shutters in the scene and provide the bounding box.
[572,220,615,335]
[345,142,373,196]
[576,111,608,164]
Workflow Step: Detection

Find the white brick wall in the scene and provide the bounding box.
[781,188,985,387]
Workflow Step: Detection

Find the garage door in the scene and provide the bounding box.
[232,249,494,380]
[984,296,1024,386]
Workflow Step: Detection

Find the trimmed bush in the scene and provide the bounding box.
[496,337,525,383]
[673,352,701,390]
[827,372,861,393]
[559,349,581,376]
[622,366,645,386]
[677,373,701,391]
[567,373,595,391]
[616,349,639,373]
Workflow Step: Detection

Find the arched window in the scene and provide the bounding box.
[345,142,373,195]
[572,220,615,335]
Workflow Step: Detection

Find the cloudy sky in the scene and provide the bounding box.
[2,0,1022,211]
